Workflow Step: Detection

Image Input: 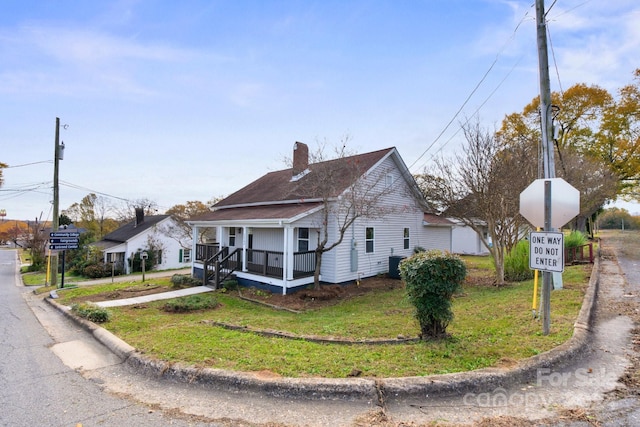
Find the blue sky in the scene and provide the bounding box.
[2,0,640,221]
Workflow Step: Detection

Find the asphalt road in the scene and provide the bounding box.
[0,249,216,427]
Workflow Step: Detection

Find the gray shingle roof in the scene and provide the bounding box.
[213,147,395,208]
[101,215,169,243]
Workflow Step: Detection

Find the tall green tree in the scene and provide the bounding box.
[592,69,640,199]
[497,71,640,229]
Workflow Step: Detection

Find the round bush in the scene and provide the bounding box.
[399,250,466,339]
[70,303,111,323]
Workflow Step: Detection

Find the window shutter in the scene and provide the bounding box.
[179,249,183,263]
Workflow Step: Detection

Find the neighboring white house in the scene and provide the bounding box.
[450,219,491,255]
[188,142,453,294]
[93,209,192,274]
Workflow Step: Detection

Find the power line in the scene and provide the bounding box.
[407,4,535,172]
[6,160,52,168]
[547,26,564,96]
[416,54,526,170]
[59,180,132,202]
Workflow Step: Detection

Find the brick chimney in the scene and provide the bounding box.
[292,141,309,176]
[135,207,144,227]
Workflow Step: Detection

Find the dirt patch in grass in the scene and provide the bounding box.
[237,273,496,312]
[69,283,176,304]
[236,276,401,312]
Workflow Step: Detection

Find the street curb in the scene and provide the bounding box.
[44,299,136,360]
[381,256,599,400]
[44,258,600,403]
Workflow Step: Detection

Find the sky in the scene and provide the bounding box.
[2,0,640,222]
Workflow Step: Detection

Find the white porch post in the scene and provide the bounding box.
[191,226,198,275]
[217,226,223,247]
[242,226,248,272]
[284,225,295,282]
[125,243,131,275]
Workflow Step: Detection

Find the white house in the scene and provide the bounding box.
[188,142,453,294]
[93,209,192,274]
[450,219,491,255]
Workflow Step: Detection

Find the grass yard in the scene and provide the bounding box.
[54,258,591,379]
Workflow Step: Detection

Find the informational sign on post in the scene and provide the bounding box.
[529,231,564,273]
[49,231,80,251]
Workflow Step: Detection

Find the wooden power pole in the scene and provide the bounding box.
[535,0,556,335]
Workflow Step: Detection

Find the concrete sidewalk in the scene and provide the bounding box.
[95,286,213,307]
[64,268,191,287]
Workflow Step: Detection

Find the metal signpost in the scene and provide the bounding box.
[49,231,80,288]
[520,178,579,335]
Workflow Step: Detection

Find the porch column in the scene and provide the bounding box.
[217,226,223,247]
[242,226,248,272]
[191,226,198,255]
[191,226,198,275]
[284,226,295,282]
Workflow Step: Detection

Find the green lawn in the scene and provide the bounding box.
[55,260,590,378]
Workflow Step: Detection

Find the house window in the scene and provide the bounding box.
[385,174,394,188]
[404,228,410,250]
[365,227,375,253]
[298,227,309,252]
[157,250,162,265]
[229,227,236,246]
[179,248,191,263]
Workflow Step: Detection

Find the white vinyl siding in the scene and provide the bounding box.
[420,227,452,251]
[251,228,285,251]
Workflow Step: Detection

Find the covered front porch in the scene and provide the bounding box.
[191,224,318,294]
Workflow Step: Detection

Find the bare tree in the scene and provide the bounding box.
[417,120,536,285]
[63,193,118,239]
[0,162,7,187]
[163,200,212,248]
[289,142,398,289]
[112,198,159,223]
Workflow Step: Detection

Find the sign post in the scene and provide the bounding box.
[520,178,579,335]
[49,231,80,288]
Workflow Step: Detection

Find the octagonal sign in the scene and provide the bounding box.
[519,178,580,228]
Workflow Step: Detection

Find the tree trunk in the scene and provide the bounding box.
[575,215,588,234]
[492,246,506,286]
[313,248,323,290]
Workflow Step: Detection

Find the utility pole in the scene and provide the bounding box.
[51,117,61,288]
[536,0,556,335]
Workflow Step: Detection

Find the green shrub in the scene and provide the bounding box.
[565,231,588,263]
[504,239,534,282]
[565,230,587,248]
[162,294,219,313]
[170,274,201,288]
[83,263,111,279]
[399,250,467,339]
[221,279,238,291]
[70,302,111,323]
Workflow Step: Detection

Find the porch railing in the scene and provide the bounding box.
[197,244,316,280]
[196,243,220,261]
[203,247,241,288]
[246,249,316,279]
[565,243,594,264]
